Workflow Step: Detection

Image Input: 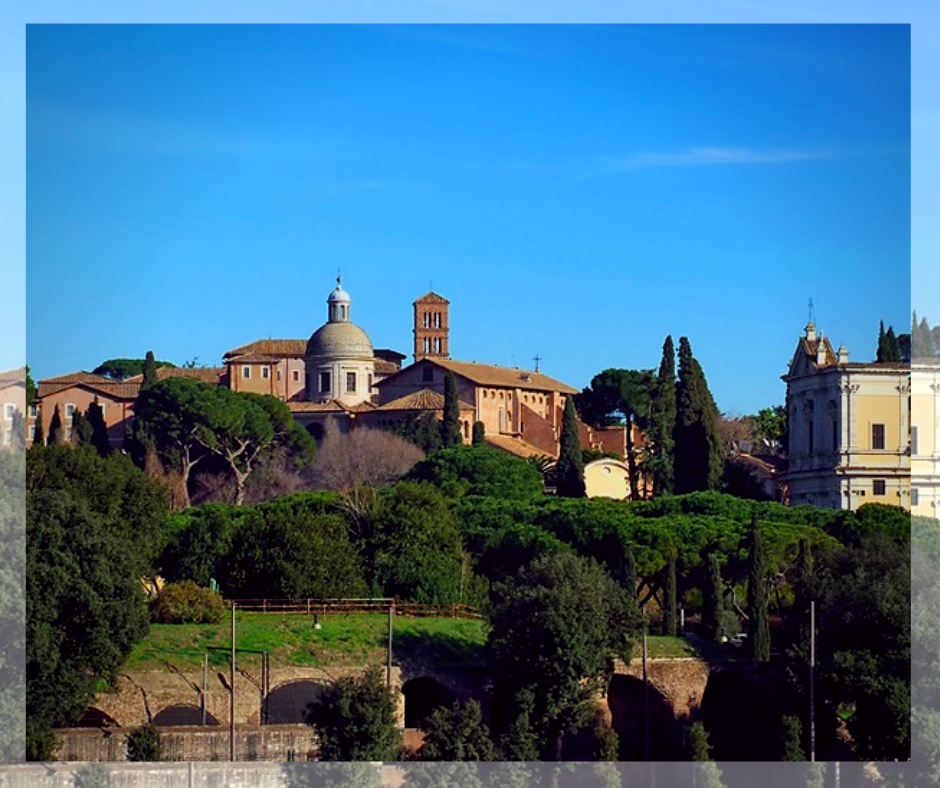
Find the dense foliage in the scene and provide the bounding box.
[150,581,225,625]
[555,397,585,498]
[408,445,543,500]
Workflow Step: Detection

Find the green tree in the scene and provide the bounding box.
[884,325,901,361]
[141,350,159,388]
[781,715,805,761]
[689,720,712,760]
[877,319,888,362]
[409,445,543,500]
[10,409,26,450]
[25,365,36,407]
[650,336,676,496]
[126,722,162,761]
[576,368,654,499]
[673,337,724,493]
[308,667,399,761]
[85,399,111,456]
[33,407,44,446]
[498,688,540,761]
[418,700,497,761]
[753,406,787,452]
[472,420,486,446]
[555,397,585,498]
[487,552,641,759]
[441,370,462,447]
[703,552,723,641]
[912,312,936,359]
[71,407,91,446]
[47,404,64,446]
[664,546,678,637]
[93,357,175,381]
[747,514,771,662]
[804,762,826,788]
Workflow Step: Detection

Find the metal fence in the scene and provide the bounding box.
[228,598,483,619]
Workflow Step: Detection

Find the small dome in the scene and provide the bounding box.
[306,321,374,359]
[327,280,351,304]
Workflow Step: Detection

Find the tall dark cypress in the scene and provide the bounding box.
[47,404,64,446]
[623,546,637,604]
[555,397,585,498]
[884,326,901,362]
[141,350,159,389]
[703,552,723,642]
[87,399,112,456]
[876,320,888,362]
[440,370,462,447]
[673,337,724,493]
[33,408,45,446]
[664,547,678,637]
[747,514,771,662]
[650,336,676,496]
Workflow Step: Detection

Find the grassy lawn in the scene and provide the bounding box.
[125,612,488,673]
[644,634,741,664]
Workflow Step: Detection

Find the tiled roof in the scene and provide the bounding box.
[374,359,400,375]
[375,388,474,412]
[124,367,225,384]
[0,367,25,384]
[288,400,376,414]
[419,358,578,395]
[413,292,450,305]
[797,336,838,367]
[485,434,552,459]
[225,339,308,360]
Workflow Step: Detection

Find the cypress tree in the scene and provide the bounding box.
[86,399,111,456]
[747,514,771,662]
[876,320,888,362]
[471,421,485,446]
[884,326,901,362]
[673,337,724,493]
[623,546,637,604]
[33,408,45,446]
[781,715,805,761]
[440,370,462,447]
[650,335,676,496]
[142,350,159,388]
[555,396,585,498]
[47,404,64,446]
[703,552,723,642]
[72,408,92,446]
[664,547,678,637]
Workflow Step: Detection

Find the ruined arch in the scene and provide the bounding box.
[266,679,331,725]
[66,707,121,728]
[401,676,457,728]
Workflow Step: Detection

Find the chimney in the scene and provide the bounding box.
[838,345,848,364]
[805,322,817,342]
[816,334,828,366]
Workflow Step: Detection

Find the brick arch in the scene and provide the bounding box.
[66,706,122,729]
[265,679,331,725]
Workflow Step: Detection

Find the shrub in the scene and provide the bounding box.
[151,580,226,624]
[127,722,162,761]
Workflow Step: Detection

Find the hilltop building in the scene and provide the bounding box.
[781,322,910,510]
[911,360,940,517]
[0,368,26,446]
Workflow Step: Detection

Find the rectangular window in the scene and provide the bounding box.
[368,374,374,389]
[277,369,282,381]
[262,367,270,380]
[807,420,814,453]
[318,371,331,393]
[293,370,300,382]
[423,365,434,382]
[28,425,35,442]
[433,337,441,354]
[28,404,37,418]
[3,404,13,421]
[912,488,920,507]
[423,312,430,328]
[872,423,886,450]
[65,403,76,420]
[242,366,251,379]
[911,426,919,456]
[873,479,886,496]
[433,312,441,329]
[346,372,356,393]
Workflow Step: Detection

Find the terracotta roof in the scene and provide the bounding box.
[375,389,475,412]
[38,379,142,401]
[124,367,225,384]
[0,367,25,385]
[224,339,308,360]
[287,400,375,414]
[413,292,450,305]
[797,336,838,368]
[37,372,123,399]
[421,358,578,395]
[374,359,400,376]
[485,434,552,459]
[223,353,282,364]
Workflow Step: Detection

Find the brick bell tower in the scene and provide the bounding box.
[413,292,450,361]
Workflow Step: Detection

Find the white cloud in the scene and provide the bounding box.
[608,146,826,170]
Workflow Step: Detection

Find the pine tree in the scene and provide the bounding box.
[664,547,678,637]
[703,552,723,642]
[86,399,112,456]
[555,396,585,498]
[747,514,771,662]
[440,370,462,447]
[673,337,724,493]
[471,421,485,446]
[650,335,676,496]
[47,404,64,445]
[141,350,159,388]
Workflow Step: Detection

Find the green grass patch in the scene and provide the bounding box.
[125,612,487,673]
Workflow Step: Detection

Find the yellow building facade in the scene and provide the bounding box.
[911,360,940,517]
[782,323,910,511]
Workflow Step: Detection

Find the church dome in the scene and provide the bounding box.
[328,283,351,304]
[305,321,374,359]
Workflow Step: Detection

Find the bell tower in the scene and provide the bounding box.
[413,292,450,361]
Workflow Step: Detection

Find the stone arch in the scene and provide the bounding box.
[607,674,685,760]
[699,667,784,761]
[401,676,457,728]
[66,707,121,728]
[265,679,331,725]
[152,704,220,726]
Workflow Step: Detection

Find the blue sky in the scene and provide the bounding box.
[22,22,911,414]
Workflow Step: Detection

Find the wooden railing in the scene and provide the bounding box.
[228,598,483,620]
